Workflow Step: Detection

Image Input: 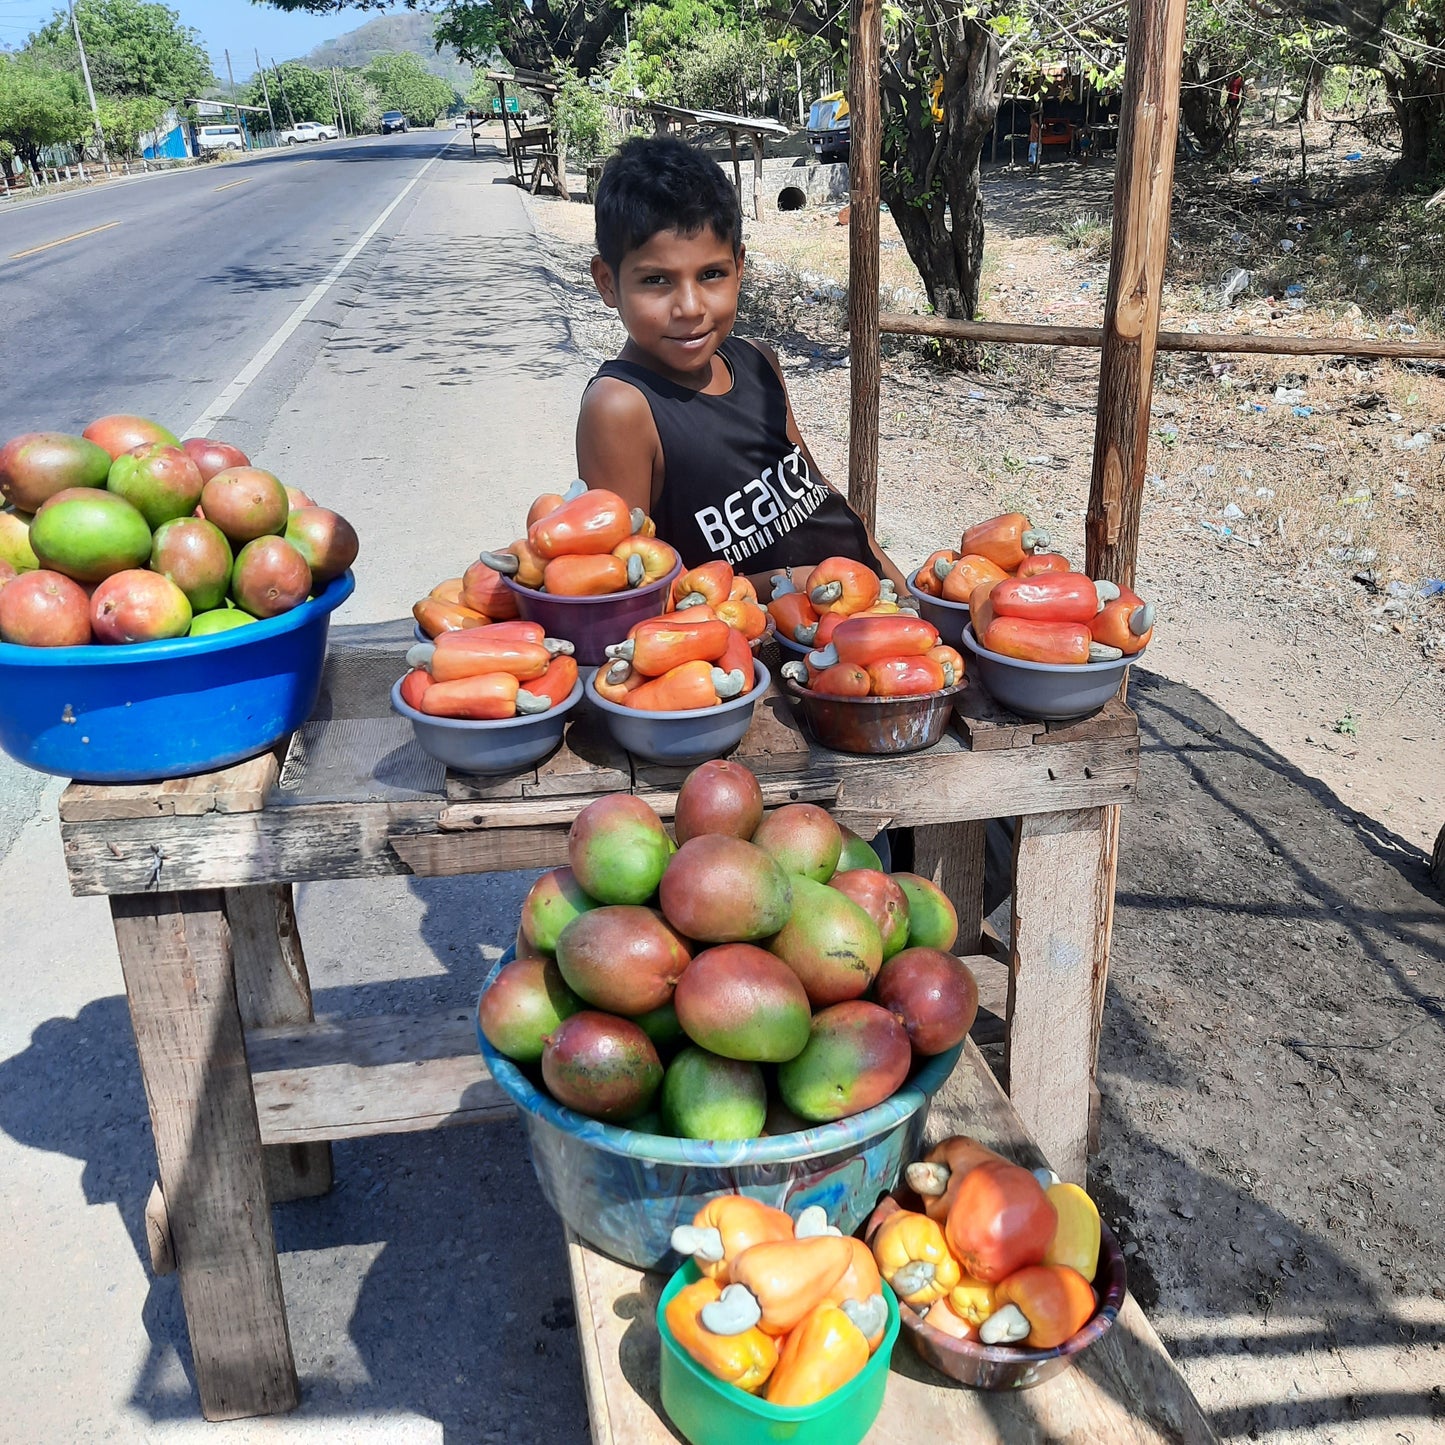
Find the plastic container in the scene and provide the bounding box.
[905,569,970,648]
[587,661,771,766]
[960,624,1141,721]
[0,571,354,783]
[782,675,964,756]
[391,675,583,775]
[502,559,682,666]
[866,1194,1127,1390]
[477,955,962,1269]
[657,1262,900,1445]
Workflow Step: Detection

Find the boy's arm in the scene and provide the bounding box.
[575,377,661,516]
[746,340,910,595]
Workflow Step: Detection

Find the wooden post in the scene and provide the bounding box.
[749,132,764,222]
[1083,0,1188,588]
[112,892,298,1419]
[730,130,743,211]
[1080,0,1187,1117]
[846,0,882,529]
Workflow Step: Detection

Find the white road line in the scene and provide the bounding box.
[187,137,454,435]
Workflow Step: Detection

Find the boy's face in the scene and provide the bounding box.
[591,226,745,385]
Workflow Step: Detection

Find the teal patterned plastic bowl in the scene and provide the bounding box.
[477,954,961,1269]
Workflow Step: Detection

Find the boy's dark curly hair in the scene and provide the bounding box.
[594,135,742,272]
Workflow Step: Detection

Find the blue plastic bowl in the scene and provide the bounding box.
[477,953,962,1269]
[0,571,354,783]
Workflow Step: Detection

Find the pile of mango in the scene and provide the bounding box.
[412,481,679,637]
[666,1196,890,1406]
[479,757,979,1135]
[400,623,579,720]
[595,560,768,712]
[0,416,357,647]
[873,1135,1103,1350]
[765,555,919,650]
[916,512,1155,665]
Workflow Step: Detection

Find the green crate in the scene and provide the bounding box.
[657,1263,900,1445]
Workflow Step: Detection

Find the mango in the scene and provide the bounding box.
[568,794,673,905]
[874,946,978,1055]
[82,413,180,459]
[661,1046,767,1140]
[541,1012,662,1123]
[633,1000,686,1055]
[657,835,792,942]
[555,905,691,1015]
[751,803,843,882]
[829,869,910,959]
[0,509,39,573]
[29,491,152,583]
[189,607,256,636]
[107,442,204,529]
[836,825,883,873]
[672,943,812,1062]
[0,432,110,512]
[777,1001,912,1123]
[895,872,960,951]
[520,866,597,954]
[478,957,582,1063]
[673,758,764,843]
[769,876,882,1007]
[151,517,233,612]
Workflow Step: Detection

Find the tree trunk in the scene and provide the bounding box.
[1178,51,1228,151]
[1290,61,1325,122]
[1383,62,1443,179]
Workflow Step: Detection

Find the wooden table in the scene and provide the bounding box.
[59,635,1141,1421]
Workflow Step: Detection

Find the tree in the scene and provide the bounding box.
[95,90,167,156]
[244,61,337,125]
[362,51,458,122]
[29,0,211,101]
[0,53,87,172]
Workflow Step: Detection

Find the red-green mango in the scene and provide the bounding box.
[829,868,910,960]
[567,794,673,905]
[541,1012,662,1123]
[874,946,979,1056]
[657,835,792,942]
[751,802,843,883]
[894,873,959,951]
[673,758,764,843]
[776,1000,912,1123]
[769,876,882,1007]
[478,957,582,1063]
[672,943,811,1062]
[520,866,597,954]
[554,905,691,1015]
[0,432,110,512]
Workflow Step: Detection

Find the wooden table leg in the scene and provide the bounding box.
[911,821,987,955]
[112,891,299,1421]
[226,884,333,1202]
[1006,808,1108,1184]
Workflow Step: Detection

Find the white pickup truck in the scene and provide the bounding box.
[280,120,338,146]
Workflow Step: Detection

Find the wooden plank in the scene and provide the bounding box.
[911,821,987,955]
[62,736,1137,895]
[529,709,632,797]
[226,885,333,1202]
[247,1011,513,1146]
[969,950,1008,1046]
[879,309,1445,361]
[1006,808,1106,1185]
[111,892,297,1420]
[1039,696,1138,747]
[568,1038,1217,1444]
[846,0,882,528]
[59,748,280,822]
[953,681,1046,752]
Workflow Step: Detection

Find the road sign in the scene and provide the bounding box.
[491,97,521,114]
[195,101,224,117]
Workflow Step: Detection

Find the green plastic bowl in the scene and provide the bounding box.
[657,1263,900,1445]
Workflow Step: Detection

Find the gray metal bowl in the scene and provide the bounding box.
[587,661,771,765]
[905,568,969,648]
[782,675,964,755]
[960,625,1141,721]
[391,676,583,774]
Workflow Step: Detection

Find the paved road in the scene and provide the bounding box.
[0,135,456,444]
[1,134,598,1443]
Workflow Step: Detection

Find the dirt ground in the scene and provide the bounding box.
[525,143,1445,1441]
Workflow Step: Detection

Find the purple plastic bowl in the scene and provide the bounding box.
[502,558,682,666]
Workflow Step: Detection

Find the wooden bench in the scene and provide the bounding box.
[59,639,1142,1421]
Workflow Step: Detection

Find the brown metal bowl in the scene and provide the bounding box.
[781,675,966,755]
[863,1193,1128,1391]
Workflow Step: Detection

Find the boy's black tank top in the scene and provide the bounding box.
[590,337,874,573]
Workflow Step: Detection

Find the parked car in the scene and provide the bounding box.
[196,124,245,153]
[807,92,850,163]
[280,120,337,146]
[380,111,408,134]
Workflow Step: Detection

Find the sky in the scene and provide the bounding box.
[0,0,363,80]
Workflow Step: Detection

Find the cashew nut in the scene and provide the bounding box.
[700,1283,763,1335]
[670,1223,725,1263]
[980,1304,1031,1345]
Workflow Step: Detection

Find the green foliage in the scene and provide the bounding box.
[244,61,337,125]
[95,90,167,156]
[0,53,87,170]
[552,65,611,160]
[676,27,770,112]
[30,0,211,100]
[362,51,458,122]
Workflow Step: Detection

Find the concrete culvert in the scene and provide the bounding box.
[777,186,807,212]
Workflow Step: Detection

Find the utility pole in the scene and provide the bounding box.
[332,67,347,136]
[223,48,247,148]
[255,49,277,142]
[68,0,111,174]
[271,57,296,129]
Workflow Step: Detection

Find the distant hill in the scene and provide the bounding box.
[299,13,472,91]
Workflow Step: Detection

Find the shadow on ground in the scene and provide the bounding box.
[0,667,1440,1439]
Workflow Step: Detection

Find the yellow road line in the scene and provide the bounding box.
[10,220,121,260]
[213,177,253,192]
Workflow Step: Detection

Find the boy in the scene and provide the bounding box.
[575,135,905,592]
